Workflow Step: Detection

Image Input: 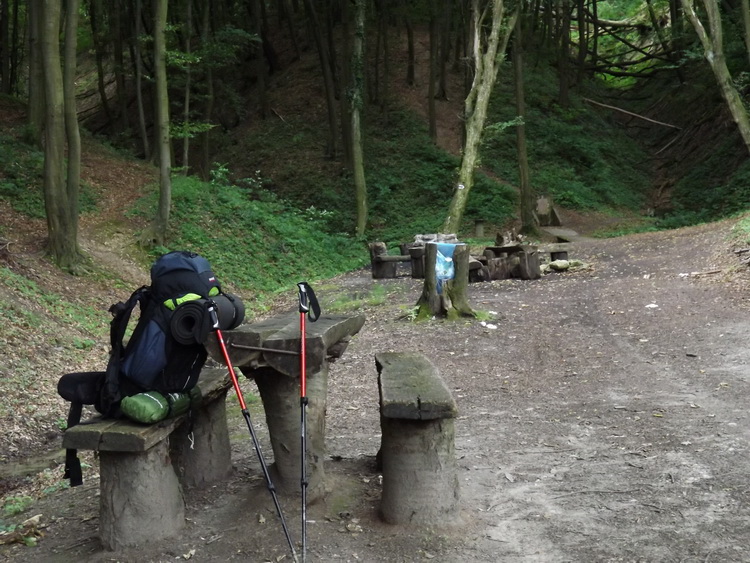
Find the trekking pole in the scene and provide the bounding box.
[208,304,299,563]
[296,282,320,563]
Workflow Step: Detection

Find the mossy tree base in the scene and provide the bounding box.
[416,243,475,320]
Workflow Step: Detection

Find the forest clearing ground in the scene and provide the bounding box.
[3,218,750,562]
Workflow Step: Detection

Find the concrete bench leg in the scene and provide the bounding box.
[379,417,460,525]
[99,440,185,550]
[253,365,328,501]
[171,390,233,489]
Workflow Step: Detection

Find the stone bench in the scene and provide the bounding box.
[375,352,459,525]
[61,367,232,550]
[205,313,366,502]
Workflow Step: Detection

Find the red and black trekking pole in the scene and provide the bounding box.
[297,282,320,563]
[208,303,299,563]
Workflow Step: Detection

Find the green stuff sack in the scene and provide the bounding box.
[120,390,197,424]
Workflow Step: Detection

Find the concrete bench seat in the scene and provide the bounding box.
[61,367,232,550]
[375,352,459,526]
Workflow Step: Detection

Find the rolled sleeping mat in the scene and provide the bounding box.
[212,292,245,330]
[170,293,246,345]
[170,299,213,345]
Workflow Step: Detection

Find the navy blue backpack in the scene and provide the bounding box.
[57,251,244,485]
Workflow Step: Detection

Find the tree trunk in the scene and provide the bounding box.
[147,0,172,246]
[90,0,113,128]
[443,0,518,234]
[112,0,129,134]
[428,10,438,142]
[200,0,214,178]
[181,0,192,176]
[514,15,538,236]
[304,0,338,158]
[134,0,150,159]
[339,0,354,168]
[63,0,82,265]
[1,0,9,94]
[743,0,750,68]
[416,243,475,320]
[41,0,79,271]
[27,0,44,147]
[682,0,750,155]
[352,0,368,236]
[405,16,415,85]
[558,0,571,108]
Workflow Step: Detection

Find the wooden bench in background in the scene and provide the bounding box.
[375,352,460,526]
[368,242,411,279]
[61,367,232,550]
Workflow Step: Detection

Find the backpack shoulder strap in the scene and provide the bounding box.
[99,286,150,417]
[63,402,83,486]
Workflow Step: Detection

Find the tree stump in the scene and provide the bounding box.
[416,242,475,319]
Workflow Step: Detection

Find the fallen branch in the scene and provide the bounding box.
[679,269,723,277]
[583,98,682,130]
[733,247,750,255]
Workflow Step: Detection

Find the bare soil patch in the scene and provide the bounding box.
[2,218,750,562]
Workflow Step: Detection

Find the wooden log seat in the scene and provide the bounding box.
[61,367,232,550]
[205,313,366,502]
[482,244,542,280]
[369,242,410,279]
[375,352,460,526]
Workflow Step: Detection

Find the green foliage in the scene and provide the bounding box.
[483,62,651,216]
[0,132,97,218]
[660,137,750,228]
[2,495,33,517]
[131,167,367,303]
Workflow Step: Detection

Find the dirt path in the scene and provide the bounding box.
[3,221,750,562]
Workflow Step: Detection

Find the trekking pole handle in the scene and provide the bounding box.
[207,302,220,330]
[297,282,309,314]
[297,282,321,321]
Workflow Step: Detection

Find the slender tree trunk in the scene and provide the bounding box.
[352,0,367,235]
[90,0,112,127]
[443,0,518,234]
[558,0,571,108]
[134,0,150,158]
[428,10,438,141]
[304,0,338,158]
[743,0,750,68]
[513,15,537,236]
[249,0,270,118]
[682,0,750,155]
[64,0,82,259]
[41,0,79,270]
[405,16,415,85]
[1,0,9,94]
[112,0,129,133]
[381,0,390,120]
[148,0,172,246]
[200,0,214,179]
[339,0,353,168]
[181,0,192,176]
[27,0,44,147]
